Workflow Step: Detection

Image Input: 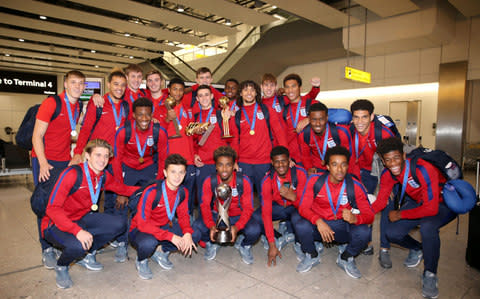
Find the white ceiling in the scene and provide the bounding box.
[0,0,478,77]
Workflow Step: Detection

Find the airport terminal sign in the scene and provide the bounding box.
[0,70,57,95]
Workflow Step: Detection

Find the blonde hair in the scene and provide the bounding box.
[84,139,113,158]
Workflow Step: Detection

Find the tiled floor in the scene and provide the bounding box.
[0,173,479,298]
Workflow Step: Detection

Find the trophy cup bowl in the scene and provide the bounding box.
[218,96,230,109]
[165,96,177,109]
[214,183,233,244]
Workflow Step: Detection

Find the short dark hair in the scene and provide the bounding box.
[283,73,302,87]
[325,146,351,164]
[351,99,374,115]
[261,73,277,85]
[132,97,153,113]
[308,102,328,115]
[124,64,143,75]
[165,154,187,170]
[65,70,86,81]
[225,78,239,86]
[168,77,185,88]
[376,137,404,157]
[213,146,237,163]
[196,67,212,77]
[238,80,261,107]
[108,71,126,83]
[270,146,290,160]
[197,84,211,94]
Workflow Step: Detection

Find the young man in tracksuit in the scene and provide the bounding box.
[182,67,224,116]
[157,78,197,217]
[224,78,240,112]
[282,73,321,164]
[32,70,85,269]
[193,146,261,264]
[298,102,359,177]
[349,99,396,255]
[112,97,168,262]
[294,146,373,277]
[252,146,307,266]
[42,139,139,289]
[146,70,169,120]
[129,154,200,279]
[192,85,237,194]
[233,80,288,193]
[123,64,150,108]
[372,137,456,299]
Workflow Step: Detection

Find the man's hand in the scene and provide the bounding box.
[276,87,285,96]
[69,154,83,166]
[171,235,185,251]
[296,118,310,133]
[310,77,321,87]
[342,209,357,224]
[209,226,218,242]
[279,185,296,202]
[267,243,282,266]
[180,233,197,257]
[229,225,239,243]
[307,168,317,177]
[194,154,204,167]
[39,161,54,182]
[92,94,104,108]
[76,229,93,251]
[388,210,402,222]
[166,109,176,122]
[316,218,335,243]
[115,196,128,209]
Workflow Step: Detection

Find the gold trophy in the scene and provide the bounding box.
[185,122,210,136]
[165,96,181,139]
[214,183,233,244]
[218,96,233,139]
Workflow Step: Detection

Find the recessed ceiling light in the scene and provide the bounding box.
[95,65,99,68]
[18,38,24,42]
[39,15,47,20]
[124,33,130,37]
[272,5,277,9]
[91,50,96,53]
[168,42,174,46]
[177,5,184,12]
[5,53,10,56]
[129,56,134,59]
[225,19,232,26]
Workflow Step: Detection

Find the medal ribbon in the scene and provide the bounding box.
[200,107,214,123]
[312,123,330,160]
[354,132,370,161]
[176,106,184,128]
[289,100,302,129]
[134,121,148,159]
[107,94,124,128]
[242,103,258,133]
[325,176,346,218]
[161,181,180,222]
[64,93,79,132]
[83,162,102,207]
[272,96,278,109]
[275,175,288,206]
[230,100,237,112]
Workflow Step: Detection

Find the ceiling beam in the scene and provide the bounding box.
[447,0,480,17]
[265,0,361,29]
[69,0,238,36]
[0,39,144,64]
[354,0,419,18]
[0,0,205,45]
[0,55,111,72]
[0,62,107,77]
[169,0,277,26]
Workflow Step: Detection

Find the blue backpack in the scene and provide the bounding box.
[407,147,462,183]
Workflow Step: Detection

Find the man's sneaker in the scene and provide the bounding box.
[76,252,104,271]
[336,254,362,279]
[114,242,128,263]
[260,235,269,250]
[404,249,423,268]
[337,243,347,255]
[42,247,57,270]
[362,245,374,255]
[234,234,245,250]
[204,242,220,261]
[379,249,392,269]
[151,249,173,270]
[238,244,254,265]
[422,271,439,299]
[293,242,305,262]
[278,221,287,235]
[135,258,153,280]
[55,265,73,289]
[296,253,320,273]
[315,241,325,255]
[109,240,120,248]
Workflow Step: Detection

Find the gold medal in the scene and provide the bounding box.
[168,221,173,227]
[115,126,119,131]
[91,204,98,211]
[249,130,255,135]
[71,130,77,137]
[139,157,144,163]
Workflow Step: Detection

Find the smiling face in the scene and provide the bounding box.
[216,155,234,183]
[64,75,85,101]
[127,71,143,92]
[272,154,289,178]
[326,154,348,184]
[168,83,184,103]
[146,73,162,94]
[241,85,257,106]
[163,164,187,190]
[225,81,239,100]
[284,79,301,103]
[352,109,374,136]
[108,75,127,101]
[196,72,213,86]
[309,110,328,135]
[261,80,276,98]
[85,147,110,174]
[197,88,213,110]
[133,106,152,131]
[381,150,406,176]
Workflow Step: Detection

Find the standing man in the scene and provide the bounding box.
[182,67,224,115]
[129,154,200,279]
[32,70,85,269]
[372,137,456,299]
[294,146,373,276]
[124,64,150,106]
[146,70,170,120]
[224,78,240,112]
[193,146,261,264]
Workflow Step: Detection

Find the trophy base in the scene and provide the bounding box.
[222,135,233,139]
[214,228,232,244]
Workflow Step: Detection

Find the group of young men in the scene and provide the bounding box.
[31,65,455,299]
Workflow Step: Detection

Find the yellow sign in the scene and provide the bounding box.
[345,66,371,84]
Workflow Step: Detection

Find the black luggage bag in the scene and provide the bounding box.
[466,159,480,271]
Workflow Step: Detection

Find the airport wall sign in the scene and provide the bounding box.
[345,66,371,84]
[0,70,57,95]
